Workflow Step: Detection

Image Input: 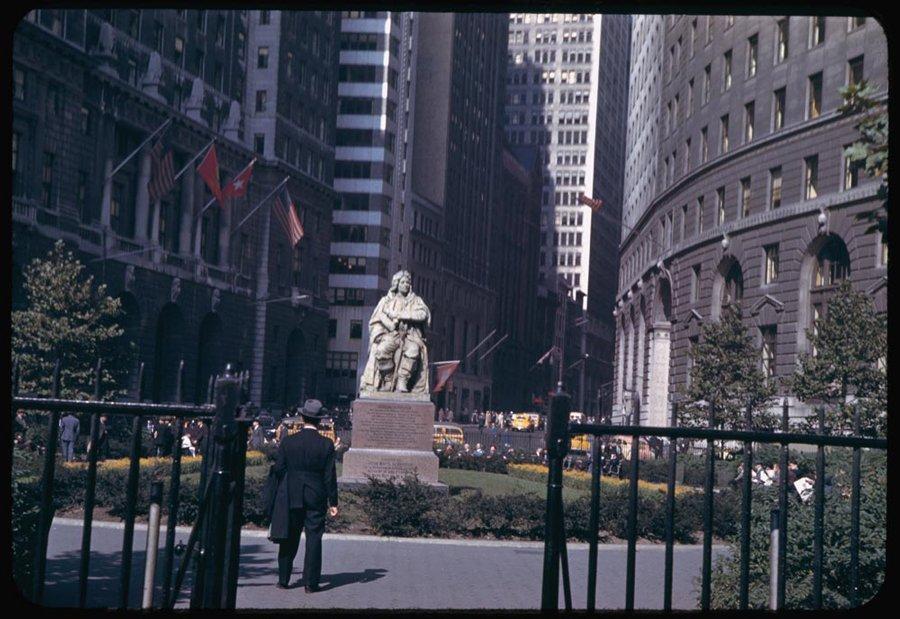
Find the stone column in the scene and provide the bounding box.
[178,168,194,254]
[133,150,152,241]
[646,321,672,428]
[249,200,272,406]
[100,158,114,228]
[217,195,232,266]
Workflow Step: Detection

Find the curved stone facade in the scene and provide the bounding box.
[613,16,887,423]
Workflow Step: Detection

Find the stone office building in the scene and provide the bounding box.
[613,15,887,425]
[12,9,340,411]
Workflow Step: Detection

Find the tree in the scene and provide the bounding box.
[839,79,888,234]
[791,281,886,437]
[679,305,777,432]
[12,240,134,400]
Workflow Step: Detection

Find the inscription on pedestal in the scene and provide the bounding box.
[350,398,433,451]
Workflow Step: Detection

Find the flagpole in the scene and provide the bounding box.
[463,329,498,361]
[106,117,172,181]
[173,138,216,183]
[230,176,289,236]
[477,333,509,362]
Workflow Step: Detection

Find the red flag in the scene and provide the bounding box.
[272,184,304,247]
[578,194,603,211]
[223,158,255,199]
[432,361,461,393]
[196,144,222,204]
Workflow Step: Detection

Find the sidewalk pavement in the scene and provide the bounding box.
[42,518,728,610]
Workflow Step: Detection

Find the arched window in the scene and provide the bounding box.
[798,234,852,355]
[722,260,744,307]
[813,237,851,288]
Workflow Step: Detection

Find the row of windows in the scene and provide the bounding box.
[621,148,867,290]
[338,96,398,120]
[328,319,363,340]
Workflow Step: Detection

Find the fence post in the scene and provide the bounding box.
[142,481,165,609]
[195,365,240,609]
[161,360,187,604]
[540,382,571,611]
[769,508,780,610]
[120,362,146,608]
[78,359,104,607]
[32,358,61,604]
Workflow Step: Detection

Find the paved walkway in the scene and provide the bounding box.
[43,518,728,610]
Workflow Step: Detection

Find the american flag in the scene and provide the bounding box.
[147,136,175,204]
[578,193,603,211]
[273,184,304,247]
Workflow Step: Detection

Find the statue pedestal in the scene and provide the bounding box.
[338,395,447,494]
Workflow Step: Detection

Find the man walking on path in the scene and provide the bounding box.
[59,412,79,462]
[269,399,339,592]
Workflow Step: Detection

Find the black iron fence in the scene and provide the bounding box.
[12,358,254,609]
[540,386,887,611]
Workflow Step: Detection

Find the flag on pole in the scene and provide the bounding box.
[536,346,560,366]
[223,158,256,199]
[578,193,603,211]
[196,144,222,205]
[147,135,176,204]
[272,184,304,247]
[431,361,461,394]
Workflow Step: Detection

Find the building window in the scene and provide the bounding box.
[804,155,819,199]
[174,36,184,65]
[813,237,851,287]
[773,87,786,130]
[740,177,752,217]
[328,320,337,338]
[769,167,783,208]
[697,196,705,233]
[747,35,758,78]
[257,46,269,69]
[41,152,54,209]
[720,114,729,153]
[807,72,822,119]
[691,265,701,302]
[80,106,91,134]
[687,78,694,116]
[776,18,789,63]
[744,101,755,142]
[848,16,866,31]
[349,320,363,339]
[847,55,864,87]
[76,171,88,217]
[760,326,777,383]
[764,244,779,284]
[702,64,711,104]
[700,126,708,162]
[879,233,888,267]
[254,133,265,155]
[259,10,270,25]
[809,16,825,47]
[255,89,267,112]
[723,50,732,91]
[716,186,726,225]
[14,67,25,100]
[843,145,862,190]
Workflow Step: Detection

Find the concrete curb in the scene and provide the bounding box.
[51,518,727,550]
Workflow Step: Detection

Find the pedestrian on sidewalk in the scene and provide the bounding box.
[268,399,339,592]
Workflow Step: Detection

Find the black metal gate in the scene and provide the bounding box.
[540,385,886,611]
[13,358,255,609]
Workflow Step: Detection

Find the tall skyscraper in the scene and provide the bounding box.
[505,12,631,415]
[324,10,416,404]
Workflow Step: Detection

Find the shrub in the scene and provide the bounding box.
[12,477,41,600]
[359,475,444,537]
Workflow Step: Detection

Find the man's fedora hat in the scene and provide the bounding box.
[297,399,329,419]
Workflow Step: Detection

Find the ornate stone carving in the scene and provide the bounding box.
[170,277,182,303]
[359,270,431,396]
[223,101,242,140]
[124,265,135,292]
[185,78,206,123]
[211,287,221,313]
[142,52,164,102]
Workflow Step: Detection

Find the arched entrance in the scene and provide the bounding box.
[195,312,223,404]
[153,303,184,402]
[284,328,307,410]
[710,257,744,322]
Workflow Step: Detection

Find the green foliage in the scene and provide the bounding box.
[681,306,777,430]
[359,475,445,537]
[12,240,135,400]
[839,79,888,233]
[11,476,42,599]
[791,281,886,437]
[710,450,886,609]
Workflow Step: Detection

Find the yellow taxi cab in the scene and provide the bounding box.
[569,433,592,453]
[433,423,465,448]
[513,412,542,431]
[280,416,336,443]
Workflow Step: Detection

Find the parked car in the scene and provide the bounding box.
[433,423,465,449]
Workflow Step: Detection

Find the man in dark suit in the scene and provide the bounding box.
[273,399,338,591]
[59,412,80,462]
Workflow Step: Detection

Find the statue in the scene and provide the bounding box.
[360,270,430,395]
